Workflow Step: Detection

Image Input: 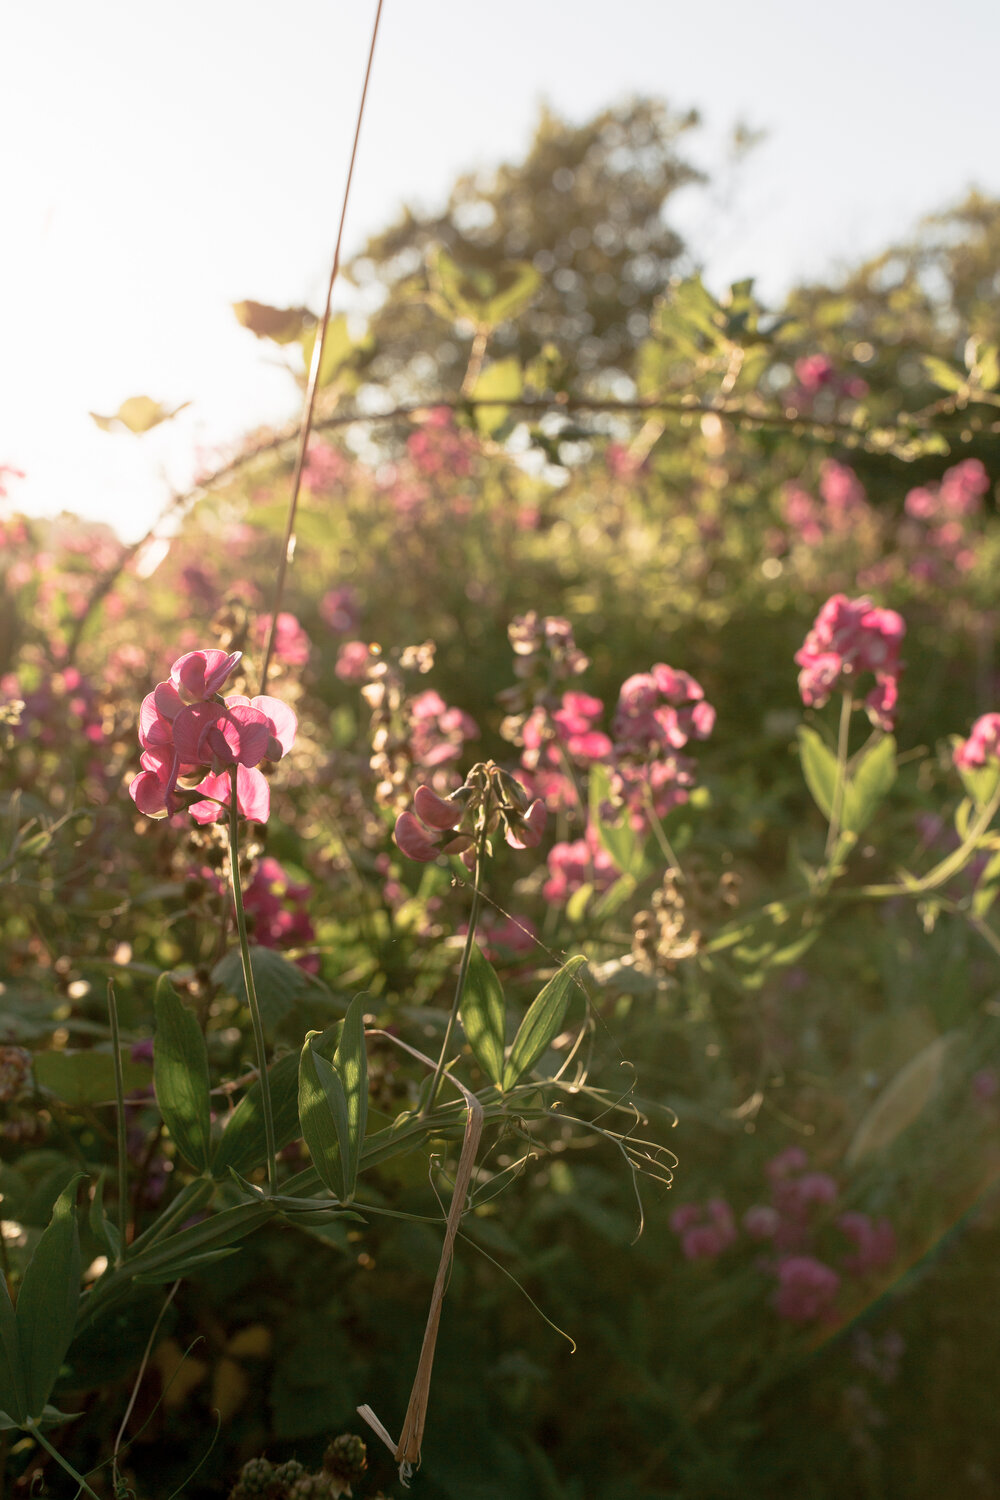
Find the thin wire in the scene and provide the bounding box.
[260,0,385,693]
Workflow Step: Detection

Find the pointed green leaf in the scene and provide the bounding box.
[335,995,369,1200]
[212,946,310,1031]
[842,734,896,834]
[503,956,588,1090]
[798,726,839,819]
[0,1263,26,1425]
[125,1201,272,1281]
[212,1051,302,1180]
[33,1049,149,1106]
[17,1176,83,1418]
[87,1173,120,1263]
[133,1247,241,1285]
[154,983,213,1172]
[298,1033,350,1199]
[920,355,966,393]
[460,945,506,1085]
[233,299,314,345]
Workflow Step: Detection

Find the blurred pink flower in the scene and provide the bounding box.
[795,594,905,729]
[773,1255,841,1321]
[254,611,310,667]
[954,713,1000,770]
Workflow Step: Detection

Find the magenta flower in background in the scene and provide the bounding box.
[953,713,1000,770]
[669,1198,737,1262]
[254,612,311,667]
[319,585,361,635]
[773,1255,841,1321]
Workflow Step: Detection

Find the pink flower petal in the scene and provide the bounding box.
[414,785,463,830]
[394,810,440,862]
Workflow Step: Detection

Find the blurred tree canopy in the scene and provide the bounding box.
[346,97,704,396]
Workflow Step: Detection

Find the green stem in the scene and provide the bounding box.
[106,982,129,1264]
[424,832,488,1115]
[824,689,854,865]
[228,770,277,1193]
[25,1420,103,1500]
[642,780,681,873]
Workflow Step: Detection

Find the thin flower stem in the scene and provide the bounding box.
[260,0,384,694]
[824,690,854,864]
[425,832,488,1115]
[106,981,129,1263]
[25,1421,103,1500]
[642,782,682,874]
[228,770,277,1192]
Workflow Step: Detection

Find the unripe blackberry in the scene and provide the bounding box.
[230,1456,274,1498]
[323,1433,367,1484]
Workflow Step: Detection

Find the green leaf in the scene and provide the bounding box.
[0,1403,80,1432]
[798,726,839,819]
[298,1033,351,1200]
[470,357,523,436]
[212,1051,303,1179]
[89,395,190,434]
[972,848,1000,917]
[842,734,897,834]
[483,262,541,326]
[17,1176,83,1418]
[212,946,311,1032]
[87,1173,120,1264]
[125,1200,273,1281]
[503,956,588,1090]
[133,1248,241,1285]
[589,763,647,877]
[0,1260,26,1425]
[460,945,506,1085]
[335,995,369,1201]
[33,1049,149,1106]
[299,313,372,388]
[153,983,213,1173]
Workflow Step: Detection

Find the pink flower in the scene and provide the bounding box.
[795,595,905,728]
[837,1212,896,1276]
[335,640,374,682]
[170,649,242,704]
[743,1205,780,1240]
[773,1256,841,1321]
[319,585,361,635]
[543,828,617,903]
[669,1198,737,1261]
[954,713,1000,770]
[129,648,295,824]
[254,612,310,667]
[394,787,471,863]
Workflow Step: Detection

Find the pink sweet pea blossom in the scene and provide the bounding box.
[129,648,296,825]
[954,713,1000,770]
[837,1212,896,1276]
[795,594,905,729]
[254,612,310,667]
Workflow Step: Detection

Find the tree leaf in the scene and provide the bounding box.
[212,1051,303,1180]
[920,355,966,393]
[503,956,588,1090]
[470,357,523,436]
[89,396,190,434]
[16,1176,83,1419]
[153,983,213,1173]
[233,300,315,345]
[460,944,506,1085]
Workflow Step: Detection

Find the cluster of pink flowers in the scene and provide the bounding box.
[2,665,105,750]
[669,1198,737,1261]
[781,460,871,548]
[406,407,477,479]
[542,827,618,903]
[669,1146,897,1324]
[408,690,479,773]
[795,594,905,730]
[129,648,296,825]
[953,713,1000,771]
[302,439,351,494]
[243,856,317,969]
[901,459,990,582]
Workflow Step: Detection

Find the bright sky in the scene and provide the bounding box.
[3,0,999,540]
